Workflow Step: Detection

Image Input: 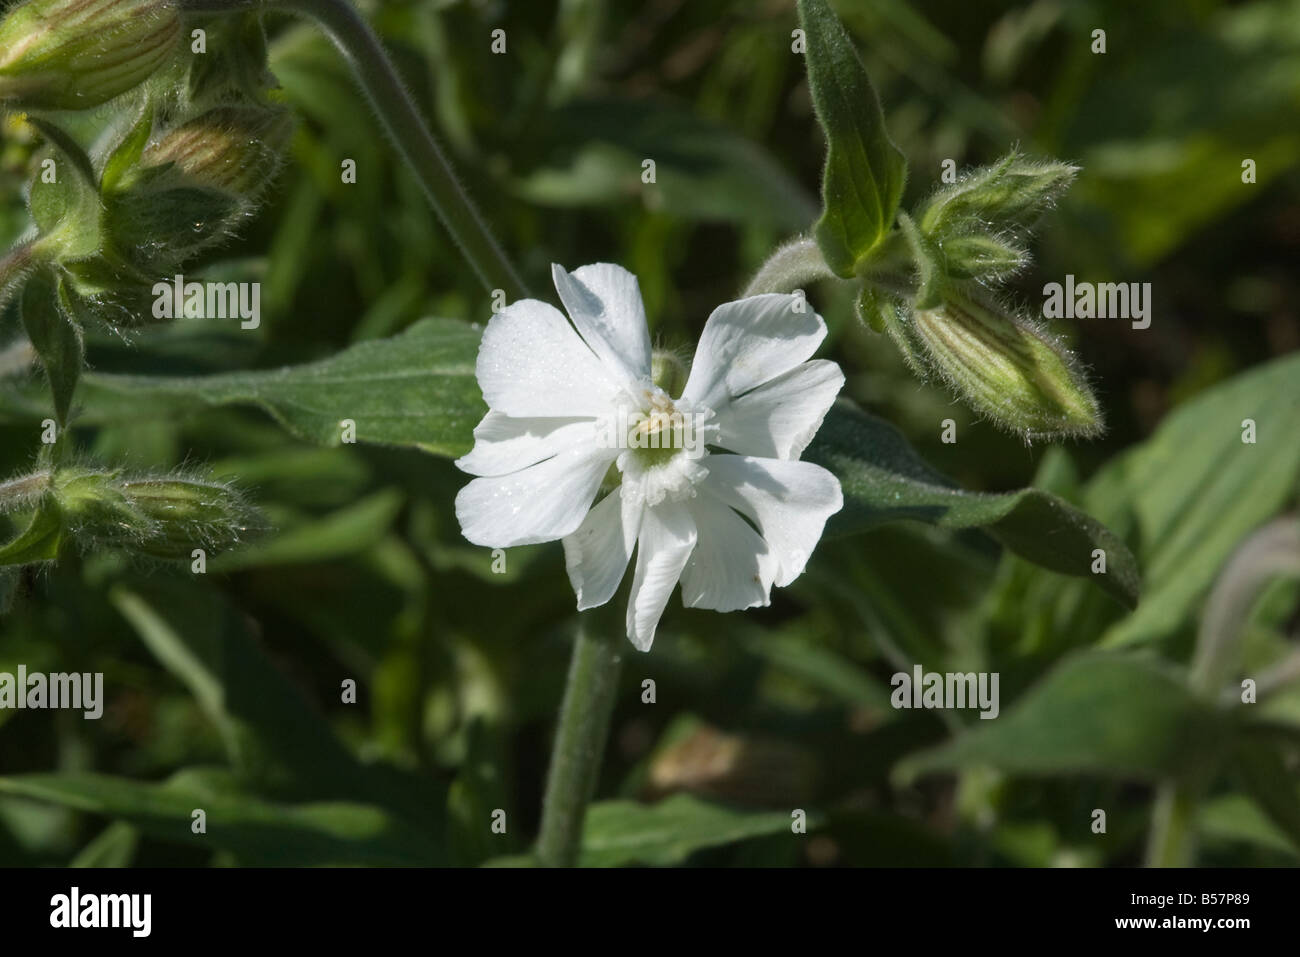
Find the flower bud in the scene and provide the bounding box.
[919,152,1078,238]
[106,105,293,271]
[651,349,688,397]
[0,0,181,111]
[54,467,262,559]
[938,233,1027,281]
[136,105,293,197]
[893,291,1101,439]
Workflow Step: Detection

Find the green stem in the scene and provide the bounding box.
[0,470,52,512]
[742,237,837,297]
[1146,784,1198,868]
[536,619,624,867]
[185,0,528,301]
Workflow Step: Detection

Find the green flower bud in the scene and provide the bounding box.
[104,105,293,272]
[0,0,181,111]
[136,105,293,197]
[53,466,262,560]
[918,152,1078,238]
[651,348,688,397]
[937,233,1028,281]
[888,290,1102,440]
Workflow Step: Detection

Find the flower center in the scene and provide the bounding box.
[611,386,715,507]
[628,393,691,466]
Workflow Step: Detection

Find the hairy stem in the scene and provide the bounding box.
[0,470,52,512]
[184,0,528,301]
[536,620,623,867]
[742,237,837,297]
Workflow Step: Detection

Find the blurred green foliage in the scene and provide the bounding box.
[0,0,1298,867]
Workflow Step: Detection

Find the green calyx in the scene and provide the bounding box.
[897,290,1102,440]
[52,466,263,559]
[0,0,181,111]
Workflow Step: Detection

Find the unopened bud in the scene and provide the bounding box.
[893,291,1101,439]
[137,105,293,197]
[919,152,1078,237]
[938,233,1027,281]
[651,349,688,397]
[0,0,180,111]
[106,106,293,271]
[54,467,262,559]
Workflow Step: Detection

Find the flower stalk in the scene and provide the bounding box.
[536,618,623,868]
[181,0,528,301]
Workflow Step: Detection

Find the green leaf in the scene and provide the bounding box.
[580,794,816,867]
[744,629,893,711]
[100,106,154,194]
[895,653,1222,784]
[897,211,942,308]
[1230,738,1300,854]
[513,98,818,230]
[19,272,84,427]
[798,0,907,276]
[25,119,102,261]
[209,489,404,572]
[0,771,441,866]
[109,581,403,808]
[60,319,485,456]
[0,500,63,567]
[1198,794,1300,858]
[805,402,1139,607]
[70,822,139,868]
[1093,352,1300,646]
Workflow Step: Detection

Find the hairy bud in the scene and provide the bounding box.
[887,290,1101,440]
[0,0,180,111]
[53,466,263,559]
[103,105,293,271]
[651,349,688,397]
[136,105,293,198]
[918,152,1078,238]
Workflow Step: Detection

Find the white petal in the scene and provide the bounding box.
[562,487,644,611]
[456,411,600,477]
[455,443,617,547]
[477,298,621,417]
[680,295,828,410]
[679,494,777,612]
[713,359,844,459]
[702,455,842,587]
[551,263,653,386]
[625,502,697,652]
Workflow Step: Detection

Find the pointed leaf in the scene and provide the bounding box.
[806,402,1139,607]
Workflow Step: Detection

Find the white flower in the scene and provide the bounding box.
[455,263,844,651]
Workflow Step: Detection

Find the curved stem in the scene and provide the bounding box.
[742,237,837,297]
[185,0,528,301]
[536,618,623,867]
[0,470,52,512]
